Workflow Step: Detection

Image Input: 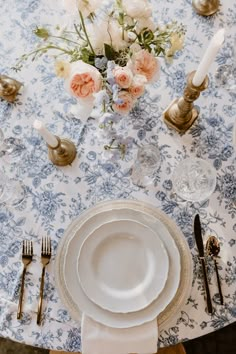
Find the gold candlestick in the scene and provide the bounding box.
[47,136,76,166]
[163,71,209,134]
[0,75,23,102]
[192,0,220,16]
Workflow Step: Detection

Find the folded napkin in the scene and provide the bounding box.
[81,313,158,354]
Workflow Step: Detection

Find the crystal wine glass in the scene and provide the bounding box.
[172,157,216,202]
[131,144,161,188]
[0,169,26,207]
[0,128,26,164]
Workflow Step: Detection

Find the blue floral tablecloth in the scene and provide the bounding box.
[0,0,235,351]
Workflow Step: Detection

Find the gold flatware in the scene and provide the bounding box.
[193,214,213,314]
[206,235,224,305]
[17,240,33,319]
[37,237,51,325]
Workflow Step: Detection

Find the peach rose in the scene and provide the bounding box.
[112,91,135,115]
[67,61,102,100]
[129,74,147,98]
[131,49,160,82]
[113,66,133,88]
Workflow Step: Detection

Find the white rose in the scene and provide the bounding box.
[122,0,152,19]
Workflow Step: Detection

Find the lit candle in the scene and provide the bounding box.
[192,28,225,87]
[33,119,58,148]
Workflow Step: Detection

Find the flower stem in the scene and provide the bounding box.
[50,35,79,45]
[14,45,74,70]
[29,45,73,58]
[120,13,125,40]
[79,10,95,55]
[102,99,106,113]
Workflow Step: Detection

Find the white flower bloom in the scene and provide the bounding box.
[88,19,128,54]
[87,21,110,54]
[136,17,156,33]
[122,0,152,19]
[129,43,141,53]
[77,0,102,18]
[108,20,129,52]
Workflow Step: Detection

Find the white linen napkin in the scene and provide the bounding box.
[81,313,158,354]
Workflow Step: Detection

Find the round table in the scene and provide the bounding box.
[0,0,235,351]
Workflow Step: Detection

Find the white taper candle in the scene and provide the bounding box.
[33,119,58,148]
[192,28,225,87]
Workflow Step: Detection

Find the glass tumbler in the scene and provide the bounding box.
[131,144,161,188]
[0,128,26,164]
[0,170,25,207]
[172,157,216,202]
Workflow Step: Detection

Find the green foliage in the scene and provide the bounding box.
[104,43,118,60]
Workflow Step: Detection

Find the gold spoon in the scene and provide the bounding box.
[206,235,224,305]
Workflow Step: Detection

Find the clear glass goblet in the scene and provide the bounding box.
[0,128,26,164]
[0,170,26,207]
[131,144,161,188]
[172,158,216,202]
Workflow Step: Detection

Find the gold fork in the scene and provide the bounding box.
[17,240,33,319]
[37,236,51,325]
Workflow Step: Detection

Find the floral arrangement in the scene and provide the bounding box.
[15,0,185,158]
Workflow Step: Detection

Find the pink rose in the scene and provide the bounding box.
[129,74,147,98]
[67,61,102,99]
[113,66,133,88]
[112,91,135,115]
[131,50,160,82]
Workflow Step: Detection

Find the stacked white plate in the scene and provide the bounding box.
[55,200,193,329]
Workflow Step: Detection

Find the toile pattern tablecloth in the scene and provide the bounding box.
[0,0,235,351]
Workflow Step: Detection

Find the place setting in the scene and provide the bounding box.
[1,0,236,352]
[54,199,193,352]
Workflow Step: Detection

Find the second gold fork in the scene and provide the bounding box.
[37,236,51,325]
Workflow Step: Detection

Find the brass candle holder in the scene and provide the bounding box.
[0,74,23,102]
[47,136,76,166]
[163,71,209,134]
[192,0,220,16]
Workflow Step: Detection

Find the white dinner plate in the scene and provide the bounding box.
[55,200,193,329]
[60,202,182,328]
[77,219,169,313]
